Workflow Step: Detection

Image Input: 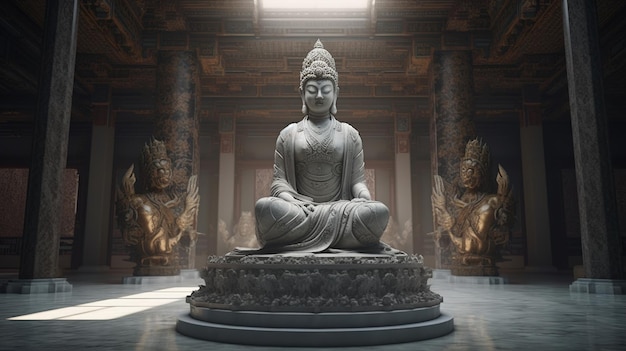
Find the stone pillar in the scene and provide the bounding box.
[217,115,236,255]
[10,0,78,294]
[563,0,625,294]
[431,50,477,269]
[154,51,201,270]
[395,113,413,253]
[80,85,114,272]
[520,86,554,271]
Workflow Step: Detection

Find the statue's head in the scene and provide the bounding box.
[300,39,339,115]
[460,138,489,190]
[140,137,172,191]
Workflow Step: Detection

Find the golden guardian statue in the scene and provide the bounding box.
[432,138,515,276]
[116,138,199,276]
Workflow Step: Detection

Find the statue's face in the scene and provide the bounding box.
[460,159,482,190]
[303,79,335,115]
[149,158,172,190]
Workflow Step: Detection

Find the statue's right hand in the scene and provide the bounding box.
[301,202,315,213]
[276,192,315,212]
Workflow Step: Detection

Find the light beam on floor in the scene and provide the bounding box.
[7,287,196,321]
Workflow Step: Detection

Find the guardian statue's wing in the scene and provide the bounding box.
[495,164,515,227]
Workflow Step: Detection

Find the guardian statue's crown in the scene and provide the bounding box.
[463,138,490,173]
[140,137,169,172]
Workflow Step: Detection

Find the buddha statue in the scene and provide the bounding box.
[251,40,392,254]
[116,137,199,275]
[431,138,515,275]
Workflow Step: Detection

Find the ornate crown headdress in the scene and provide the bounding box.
[299,39,339,90]
[463,138,490,174]
[140,137,169,172]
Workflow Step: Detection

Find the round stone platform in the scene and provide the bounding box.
[176,307,454,347]
[176,252,454,346]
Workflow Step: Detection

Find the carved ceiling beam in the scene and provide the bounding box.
[140,32,222,74]
[488,0,561,62]
[75,55,156,93]
[81,0,145,62]
[75,55,113,80]
[376,1,453,20]
[518,53,564,84]
[473,65,523,95]
[489,0,536,57]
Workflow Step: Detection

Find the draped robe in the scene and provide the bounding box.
[253,116,387,253]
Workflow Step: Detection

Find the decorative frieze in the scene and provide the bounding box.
[189,254,441,312]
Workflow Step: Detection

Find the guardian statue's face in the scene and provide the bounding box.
[149,158,172,190]
[460,159,482,190]
[303,79,335,116]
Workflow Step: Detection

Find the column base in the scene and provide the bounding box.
[569,278,626,294]
[4,278,72,294]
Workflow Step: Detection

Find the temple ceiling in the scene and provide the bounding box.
[0,0,624,127]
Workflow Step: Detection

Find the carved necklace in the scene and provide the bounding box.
[308,116,333,134]
[304,117,335,161]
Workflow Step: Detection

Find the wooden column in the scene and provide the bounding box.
[11,0,78,293]
[154,50,201,269]
[430,50,477,269]
[563,0,625,293]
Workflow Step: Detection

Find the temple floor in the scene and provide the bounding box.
[1,269,625,350]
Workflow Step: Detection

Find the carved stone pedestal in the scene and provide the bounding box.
[177,253,454,346]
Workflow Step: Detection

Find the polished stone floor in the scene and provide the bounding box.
[1,268,625,351]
